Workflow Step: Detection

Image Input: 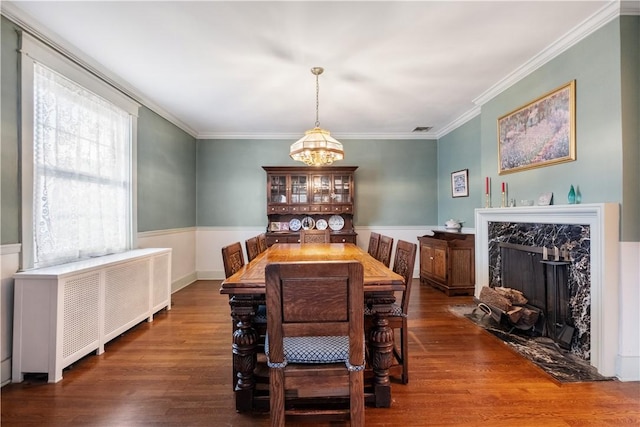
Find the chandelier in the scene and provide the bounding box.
[289,67,344,166]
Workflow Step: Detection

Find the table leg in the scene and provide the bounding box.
[229,295,258,413]
[367,292,396,408]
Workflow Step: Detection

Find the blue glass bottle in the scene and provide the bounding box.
[575,186,582,204]
[568,185,576,204]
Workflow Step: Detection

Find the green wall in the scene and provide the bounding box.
[137,107,196,232]
[620,15,640,241]
[437,115,481,227]
[196,138,438,227]
[1,18,20,244]
[0,17,197,242]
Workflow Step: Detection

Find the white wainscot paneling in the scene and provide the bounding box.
[197,227,267,280]
[1,245,21,386]
[138,227,196,292]
[618,241,640,381]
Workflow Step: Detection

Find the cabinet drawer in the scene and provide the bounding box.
[290,205,309,213]
[330,235,356,244]
[268,205,290,213]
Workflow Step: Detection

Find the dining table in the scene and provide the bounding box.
[219,242,405,412]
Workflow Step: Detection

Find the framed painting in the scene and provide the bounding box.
[451,169,469,198]
[498,80,576,175]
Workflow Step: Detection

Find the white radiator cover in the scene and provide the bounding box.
[12,248,171,383]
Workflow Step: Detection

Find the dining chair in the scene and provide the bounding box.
[265,261,365,427]
[376,235,394,268]
[366,239,417,384]
[221,242,245,278]
[367,232,380,258]
[257,233,268,253]
[245,236,260,262]
[299,229,330,243]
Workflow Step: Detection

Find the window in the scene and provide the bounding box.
[20,33,139,269]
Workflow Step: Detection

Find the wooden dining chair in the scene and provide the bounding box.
[367,239,417,384]
[265,261,365,427]
[367,232,380,258]
[221,242,245,278]
[376,235,394,267]
[257,233,268,253]
[299,229,330,243]
[245,236,260,262]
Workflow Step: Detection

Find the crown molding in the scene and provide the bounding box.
[472,1,621,107]
[196,132,438,140]
[434,106,481,139]
[1,1,199,139]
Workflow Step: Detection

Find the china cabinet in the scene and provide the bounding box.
[262,166,357,246]
[418,231,475,296]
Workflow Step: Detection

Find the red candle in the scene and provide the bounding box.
[485,177,489,195]
[502,182,506,193]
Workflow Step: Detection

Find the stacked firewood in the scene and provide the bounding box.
[479,286,539,329]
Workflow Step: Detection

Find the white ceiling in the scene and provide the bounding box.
[2,1,621,139]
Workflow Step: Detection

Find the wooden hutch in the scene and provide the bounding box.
[418,231,475,296]
[263,166,357,246]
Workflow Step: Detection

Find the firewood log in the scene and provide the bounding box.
[507,307,523,323]
[494,287,528,305]
[479,286,512,312]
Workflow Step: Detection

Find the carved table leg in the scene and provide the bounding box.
[367,292,396,408]
[229,295,258,413]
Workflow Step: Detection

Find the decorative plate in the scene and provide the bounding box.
[328,215,344,231]
[289,218,302,232]
[316,219,328,230]
[301,216,315,230]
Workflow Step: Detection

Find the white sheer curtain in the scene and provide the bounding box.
[32,63,132,268]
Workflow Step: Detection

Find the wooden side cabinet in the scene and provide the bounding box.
[419,231,475,296]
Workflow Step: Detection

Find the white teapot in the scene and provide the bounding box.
[444,219,463,230]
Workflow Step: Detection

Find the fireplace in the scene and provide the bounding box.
[498,242,575,350]
[474,203,619,376]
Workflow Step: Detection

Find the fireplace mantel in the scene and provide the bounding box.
[474,203,620,377]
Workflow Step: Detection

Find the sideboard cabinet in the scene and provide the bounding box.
[263,166,357,245]
[418,231,475,296]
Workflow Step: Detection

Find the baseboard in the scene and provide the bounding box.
[616,355,640,381]
[197,270,225,281]
[1,358,11,387]
[171,272,198,293]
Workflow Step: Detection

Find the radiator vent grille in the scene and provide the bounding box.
[63,274,101,358]
[104,260,150,335]
[152,253,170,307]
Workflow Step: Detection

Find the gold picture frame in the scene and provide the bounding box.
[497,80,576,175]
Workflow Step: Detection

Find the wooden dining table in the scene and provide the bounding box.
[220,242,405,412]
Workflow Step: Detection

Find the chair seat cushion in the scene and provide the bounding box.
[254,304,267,324]
[265,335,364,371]
[364,303,405,317]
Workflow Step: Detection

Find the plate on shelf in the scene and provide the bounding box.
[316,219,328,230]
[328,215,344,231]
[289,218,301,232]
[301,216,315,230]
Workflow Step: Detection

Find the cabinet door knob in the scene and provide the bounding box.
[430,256,434,260]
[275,239,279,243]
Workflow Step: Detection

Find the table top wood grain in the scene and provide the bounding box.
[220,243,405,295]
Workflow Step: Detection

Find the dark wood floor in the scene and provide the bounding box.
[2,280,639,426]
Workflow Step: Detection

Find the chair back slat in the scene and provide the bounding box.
[221,242,245,278]
[245,236,260,262]
[393,240,418,314]
[377,235,394,267]
[368,232,380,257]
[300,229,331,243]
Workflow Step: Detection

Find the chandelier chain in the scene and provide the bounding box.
[315,72,320,128]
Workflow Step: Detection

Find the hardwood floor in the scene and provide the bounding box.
[2,280,639,426]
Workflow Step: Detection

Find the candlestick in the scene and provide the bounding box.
[485,177,489,195]
[485,193,491,208]
[501,182,505,193]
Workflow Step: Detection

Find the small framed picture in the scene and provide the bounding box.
[451,169,469,198]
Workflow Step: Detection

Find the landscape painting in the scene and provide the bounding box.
[498,81,576,174]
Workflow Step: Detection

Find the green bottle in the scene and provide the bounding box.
[568,185,576,204]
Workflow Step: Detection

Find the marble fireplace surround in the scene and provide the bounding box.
[474,203,620,377]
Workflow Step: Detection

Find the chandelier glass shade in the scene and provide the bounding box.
[290,67,344,166]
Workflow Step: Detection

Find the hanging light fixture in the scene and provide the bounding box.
[290,67,344,166]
